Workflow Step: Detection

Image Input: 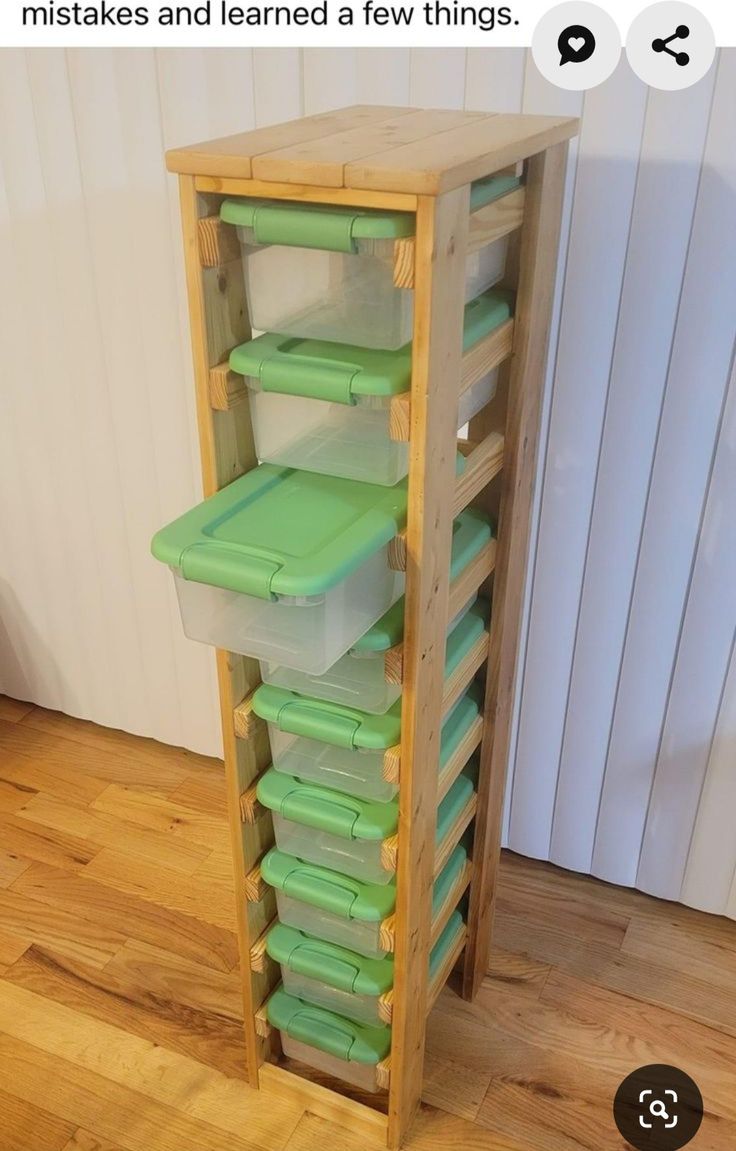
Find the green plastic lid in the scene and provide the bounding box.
[229,288,514,405]
[257,685,481,843]
[267,909,464,1005]
[429,911,465,983]
[268,987,391,1064]
[353,509,492,654]
[431,845,468,918]
[258,770,397,841]
[253,605,487,749]
[221,174,520,255]
[151,463,406,601]
[267,923,394,995]
[262,778,474,925]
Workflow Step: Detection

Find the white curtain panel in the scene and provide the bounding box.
[1,47,734,917]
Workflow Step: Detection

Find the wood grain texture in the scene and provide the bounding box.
[463,144,570,1000]
[0,708,734,1150]
[388,187,471,1150]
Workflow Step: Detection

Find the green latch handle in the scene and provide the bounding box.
[276,700,362,748]
[288,940,362,988]
[180,543,280,601]
[261,352,359,406]
[285,1005,356,1060]
[281,787,364,834]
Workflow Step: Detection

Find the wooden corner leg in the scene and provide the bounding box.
[461,142,570,1002]
[387,185,471,1151]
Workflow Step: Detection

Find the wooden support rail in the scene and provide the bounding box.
[453,431,505,517]
[379,854,472,957]
[378,923,467,1026]
[437,716,484,803]
[433,793,478,879]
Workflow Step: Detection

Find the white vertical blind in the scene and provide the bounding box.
[0,47,733,917]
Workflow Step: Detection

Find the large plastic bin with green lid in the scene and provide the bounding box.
[229,287,514,486]
[253,599,489,802]
[150,463,406,673]
[267,907,466,1028]
[259,508,492,714]
[261,775,476,958]
[222,172,520,351]
[267,911,465,1091]
[256,683,481,884]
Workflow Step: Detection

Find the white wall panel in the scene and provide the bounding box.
[1,47,734,916]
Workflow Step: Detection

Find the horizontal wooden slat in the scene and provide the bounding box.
[434,794,478,879]
[467,186,526,254]
[249,923,274,974]
[460,318,515,398]
[427,926,467,1012]
[195,175,417,212]
[198,216,241,268]
[260,1064,389,1141]
[243,863,268,903]
[437,716,485,805]
[239,773,268,825]
[376,1058,391,1091]
[233,692,262,739]
[383,644,404,686]
[431,860,473,950]
[453,432,505,517]
[447,539,497,620]
[393,237,415,289]
[388,531,407,571]
[441,632,490,717]
[209,360,248,411]
[389,322,514,445]
[382,743,402,786]
[381,833,399,875]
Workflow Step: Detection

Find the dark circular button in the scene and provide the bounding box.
[613,1065,704,1151]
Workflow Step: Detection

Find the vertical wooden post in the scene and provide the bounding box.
[178,174,278,1085]
[462,142,569,1000]
[388,187,470,1149]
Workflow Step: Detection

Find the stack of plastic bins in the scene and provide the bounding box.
[266,912,465,1092]
[258,506,493,713]
[267,907,466,1027]
[260,767,477,960]
[222,170,520,351]
[229,288,513,486]
[150,463,407,673]
[252,598,489,803]
[256,682,482,884]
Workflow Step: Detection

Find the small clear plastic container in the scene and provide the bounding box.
[151,463,406,675]
[253,603,489,803]
[221,173,520,351]
[259,508,493,714]
[230,289,512,487]
[261,772,476,959]
[270,811,392,886]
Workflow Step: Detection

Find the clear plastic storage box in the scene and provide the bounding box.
[261,772,476,958]
[268,911,465,1029]
[259,508,493,713]
[151,464,406,674]
[253,601,489,802]
[221,173,520,351]
[257,684,482,885]
[229,288,513,486]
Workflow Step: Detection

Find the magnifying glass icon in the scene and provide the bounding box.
[650,1099,670,1121]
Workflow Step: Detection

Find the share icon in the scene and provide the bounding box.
[652,24,690,66]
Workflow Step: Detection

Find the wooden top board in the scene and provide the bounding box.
[166,105,579,195]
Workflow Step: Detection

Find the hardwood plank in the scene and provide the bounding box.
[486,948,551,999]
[103,938,243,1022]
[0,777,37,815]
[0,980,303,1151]
[89,784,231,854]
[195,175,417,212]
[346,114,578,195]
[20,706,223,791]
[168,772,227,817]
[388,186,471,1150]
[166,105,412,177]
[253,109,485,187]
[0,725,109,806]
[0,885,125,969]
[285,1107,528,1151]
[463,143,570,998]
[0,1033,280,1151]
[622,914,736,994]
[0,926,30,967]
[82,849,237,932]
[17,794,210,875]
[10,863,238,973]
[0,847,32,887]
[0,812,101,872]
[61,1131,126,1151]
[0,1086,76,1151]
[0,695,34,723]
[5,944,247,1082]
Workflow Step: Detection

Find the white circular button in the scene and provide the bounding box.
[532,2,622,92]
[626,3,716,91]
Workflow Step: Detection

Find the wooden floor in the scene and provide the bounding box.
[1,694,735,1151]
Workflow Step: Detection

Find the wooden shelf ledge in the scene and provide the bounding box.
[209,359,249,411]
[442,631,490,717]
[239,768,270,824]
[249,923,273,974]
[437,716,485,805]
[377,922,467,1026]
[391,186,526,289]
[433,793,478,879]
[244,862,269,903]
[233,692,264,740]
[453,431,505,517]
[388,321,515,445]
[431,860,473,950]
[198,215,241,268]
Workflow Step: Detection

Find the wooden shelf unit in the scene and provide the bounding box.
[166,104,577,1150]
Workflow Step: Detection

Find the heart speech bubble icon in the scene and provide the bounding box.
[559,24,596,64]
